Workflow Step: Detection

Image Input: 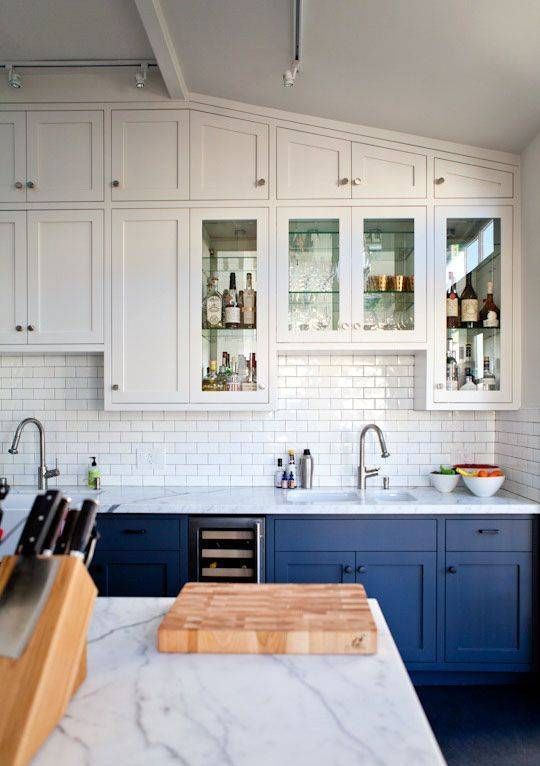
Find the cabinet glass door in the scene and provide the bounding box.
[435,206,513,403]
[277,207,351,342]
[351,207,426,342]
[190,209,268,403]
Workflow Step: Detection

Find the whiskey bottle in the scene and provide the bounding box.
[224,273,241,328]
[482,356,497,390]
[446,271,459,329]
[460,273,479,328]
[203,275,222,329]
[207,360,218,391]
[479,281,500,328]
[243,272,256,328]
[446,338,459,391]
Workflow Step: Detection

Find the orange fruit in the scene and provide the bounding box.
[478,469,489,477]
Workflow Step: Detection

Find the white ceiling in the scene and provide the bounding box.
[2,0,540,152]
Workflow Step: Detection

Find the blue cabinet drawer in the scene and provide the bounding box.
[96,514,181,550]
[274,519,436,551]
[446,519,532,552]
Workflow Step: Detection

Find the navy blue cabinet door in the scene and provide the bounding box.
[355,552,437,663]
[445,552,532,664]
[274,551,356,583]
[89,550,182,597]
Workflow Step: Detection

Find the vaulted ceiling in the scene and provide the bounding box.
[2,0,540,152]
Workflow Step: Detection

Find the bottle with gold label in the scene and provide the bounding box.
[242,272,256,328]
[203,275,222,328]
[460,273,479,328]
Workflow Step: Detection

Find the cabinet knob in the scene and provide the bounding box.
[357,565,367,574]
[14,181,24,190]
[448,566,457,574]
[353,322,361,330]
[352,177,362,185]
[27,324,35,331]
[15,325,23,332]
[435,177,445,185]
[258,383,266,390]
[112,180,120,188]
[256,178,266,186]
[111,384,119,391]
[26,180,37,189]
[343,565,353,574]
[435,383,444,390]
[339,177,349,185]
[341,322,350,329]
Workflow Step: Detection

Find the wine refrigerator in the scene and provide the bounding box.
[188,516,265,583]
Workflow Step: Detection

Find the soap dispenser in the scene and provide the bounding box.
[88,456,101,489]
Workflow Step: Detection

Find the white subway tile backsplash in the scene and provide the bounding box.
[495,408,540,502]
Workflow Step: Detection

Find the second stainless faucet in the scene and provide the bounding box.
[8,417,60,490]
[358,424,390,490]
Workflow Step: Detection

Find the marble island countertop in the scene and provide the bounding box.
[32,596,445,766]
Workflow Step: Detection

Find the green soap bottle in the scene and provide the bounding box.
[88,456,100,489]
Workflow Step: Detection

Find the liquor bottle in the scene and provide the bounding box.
[460,368,477,391]
[243,272,256,328]
[446,338,458,391]
[201,366,212,391]
[482,356,497,390]
[224,273,241,328]
[479,281,500,328]
[227,355,241,391]
[203,275,223,329]
[460,273,479,328]
[217,353,229,391]
[241,353,257,391]
[446,272,459,329]
[206,360,218,391]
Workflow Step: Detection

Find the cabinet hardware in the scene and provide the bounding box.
[26,180,36,189]
[122,528,147,535]
[111,384,119,391]
[27,325,35,331]
[434,177,445,185]
[352,177,362,185]
[258,383,266,390]
[15,325,23,332]
[14,181,24,190]
[478,529,501,535]
[256,178,266,186]
[343,565,353,574]
[357,565,367,574]
[448,566,457,574]
[339,177,349,185]
[435,383,444,390]
[353,322,361,330]
[112,180,120,188]
[341,322,350,329]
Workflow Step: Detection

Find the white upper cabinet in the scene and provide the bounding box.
[111,110,189,200]
[0,113,26,202]
[26,111,103,202]
[26,210,103,344]
[190,112,268,199]
[0,212,27,344]
[351,143,427,198]
[434,158,514,198]
[110,209,189,405]
[276,128,351,199]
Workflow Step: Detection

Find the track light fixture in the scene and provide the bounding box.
[6,65,22,89]
[282,0,303,87]
[135,63,147,89]
[283,59,300,87]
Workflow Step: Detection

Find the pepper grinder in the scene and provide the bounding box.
[300,449,314,489]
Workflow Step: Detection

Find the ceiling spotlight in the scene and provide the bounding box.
[283,60,300,88]
[135,63,147,89]
[6,65,22,89]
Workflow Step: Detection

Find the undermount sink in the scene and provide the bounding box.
[286,489,416,504]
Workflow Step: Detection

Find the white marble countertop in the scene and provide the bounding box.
[32,596,445,766]
[2,485,538,519]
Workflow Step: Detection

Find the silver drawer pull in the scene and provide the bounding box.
[477,529,501,535]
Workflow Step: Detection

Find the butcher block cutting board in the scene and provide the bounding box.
[157,582,377,655]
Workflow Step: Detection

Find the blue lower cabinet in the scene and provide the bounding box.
[355,552,437,663]
[89,549,182,597]
[274,551,356,583]
[445,551,532,664]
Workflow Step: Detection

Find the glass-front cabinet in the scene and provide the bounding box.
[277,206,426,344]
[190,209,269,404]
[434,206,514,404]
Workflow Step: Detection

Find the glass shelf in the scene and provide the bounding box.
[364,290,414,295]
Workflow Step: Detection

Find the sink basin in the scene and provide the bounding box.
[286,489,416,504]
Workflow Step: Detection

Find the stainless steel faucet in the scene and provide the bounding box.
[8,417,60,490]
[358,424,390,490]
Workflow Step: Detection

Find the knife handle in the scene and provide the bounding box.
[16,489,64,556]
[69,499,100,557]
[54,508,79,555]
[41,497,70,555]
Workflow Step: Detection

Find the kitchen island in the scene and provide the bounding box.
[32,597,445,766]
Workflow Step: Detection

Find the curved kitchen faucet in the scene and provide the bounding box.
[358,424,390,490]
[8,417,60,490]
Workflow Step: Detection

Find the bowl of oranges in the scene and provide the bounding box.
[455,465,505,498]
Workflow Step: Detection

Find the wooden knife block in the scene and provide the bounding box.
[0,555,97,766]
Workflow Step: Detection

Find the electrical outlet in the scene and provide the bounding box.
[136,448,166,469]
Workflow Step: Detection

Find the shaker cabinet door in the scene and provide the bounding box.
[111,109,189,200]
[275,551,356,584]
[190,111,268,199]
[26,210,103,344]
[0,212,27,344]
[351,143,427,198]
[26,110,103,201]
[434,158,514,199]
[0,112,26,202]
[276,128,351,199]
[89,550,182,597]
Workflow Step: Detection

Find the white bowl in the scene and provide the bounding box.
[430,472,460,493]
[462,474,505,498]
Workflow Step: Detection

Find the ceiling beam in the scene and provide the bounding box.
[133,0,188,100]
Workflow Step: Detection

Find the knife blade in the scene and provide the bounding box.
[41,496,70,557]
[53,508,79,555]
[83,525,100,569]
[69,499,99,558]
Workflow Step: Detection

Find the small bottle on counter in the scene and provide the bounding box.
[281,469,289,489]
[287,449,297,489]
[274,458,284,488]
[87,457,101,489]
